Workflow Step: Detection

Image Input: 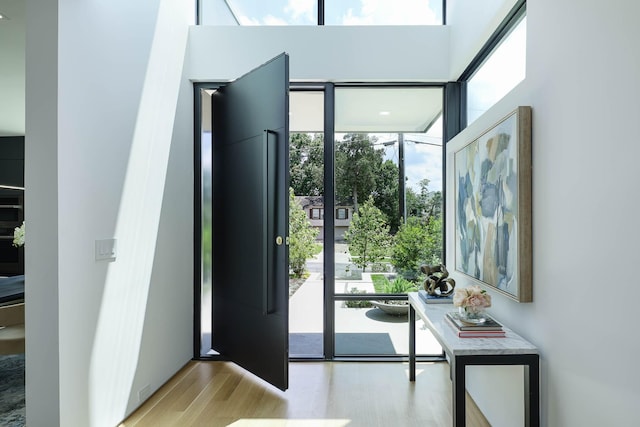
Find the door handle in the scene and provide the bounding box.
[263,129,277,315]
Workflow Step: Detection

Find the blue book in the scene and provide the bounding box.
[418,289,453,304]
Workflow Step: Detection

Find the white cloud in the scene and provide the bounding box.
[264,14,289,25]
[238,14,261,25]
[405,143,442,192]
[342,0,439,25]
[238,13,290,26]
[285,0,315,22]
[342,8,373,25]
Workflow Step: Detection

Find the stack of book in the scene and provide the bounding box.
[445,311,506,338]
[418,289,453,304]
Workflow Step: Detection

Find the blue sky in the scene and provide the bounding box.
[227,0,442,25]
[367,119,443,193]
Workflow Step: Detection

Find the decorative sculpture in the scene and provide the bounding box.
[421,264,456,297]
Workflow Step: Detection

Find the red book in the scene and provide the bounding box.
[445,317,506,338]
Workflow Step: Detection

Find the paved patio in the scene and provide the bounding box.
[289,249,443,357]
[201,247,444,357]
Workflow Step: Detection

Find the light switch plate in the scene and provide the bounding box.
[95,238,117,261]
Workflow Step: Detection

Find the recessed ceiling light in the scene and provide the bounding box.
[379,111,391,116]
[0,12,9,20]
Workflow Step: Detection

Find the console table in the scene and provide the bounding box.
[408,292,540,427]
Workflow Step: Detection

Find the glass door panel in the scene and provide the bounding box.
[288,90,325,358]
[199,88,216,357]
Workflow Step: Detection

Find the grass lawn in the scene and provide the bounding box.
[370,274,388,293]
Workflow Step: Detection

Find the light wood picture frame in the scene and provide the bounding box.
[454,106,532,302]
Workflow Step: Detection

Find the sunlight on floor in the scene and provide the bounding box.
[409,367,426,378]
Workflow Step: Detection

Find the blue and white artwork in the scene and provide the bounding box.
[455,111,520,299]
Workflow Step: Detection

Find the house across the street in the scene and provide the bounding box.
[295,195,353,241]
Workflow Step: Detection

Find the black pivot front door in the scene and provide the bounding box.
[211,53,290,391]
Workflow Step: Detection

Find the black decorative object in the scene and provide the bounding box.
[421,264,456,297]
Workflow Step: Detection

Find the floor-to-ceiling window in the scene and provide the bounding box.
[195,83,446,360]
[331,86,443,357]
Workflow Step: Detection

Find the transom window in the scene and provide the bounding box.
[466,14,527,125]
[198,0,443,25]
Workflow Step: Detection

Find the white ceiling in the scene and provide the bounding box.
[0,0,25,136]
[290,91,324,132]
[290,87,442,133]
[204,87,442,135]
[335,87,442,133]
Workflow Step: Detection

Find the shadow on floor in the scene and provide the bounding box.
[290,332,398,356]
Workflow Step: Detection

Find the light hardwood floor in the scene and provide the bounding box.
[120,361,490,427]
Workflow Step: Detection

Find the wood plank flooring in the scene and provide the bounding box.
[120,361,490,427]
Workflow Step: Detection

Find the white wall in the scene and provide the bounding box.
[200,0,238,25]
[189,25,450,81]
[447,0,519,79]
[25,0,194,425]
[0,0,25,136]
[446,0,640,425]
[25,0,60,424]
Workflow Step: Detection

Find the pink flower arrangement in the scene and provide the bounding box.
[453,285,491,314]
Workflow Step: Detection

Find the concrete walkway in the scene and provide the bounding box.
[289,250,442,356]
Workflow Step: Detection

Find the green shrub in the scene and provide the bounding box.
[289,188,321,278]
[391,216,442,280]
[382,277,418,294]
[371,275,417,294]
[345,196,392,272]
[344,288,372,308]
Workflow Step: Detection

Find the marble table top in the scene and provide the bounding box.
[409,292,539,356]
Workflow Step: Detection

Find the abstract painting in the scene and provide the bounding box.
[454,106,532,302]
